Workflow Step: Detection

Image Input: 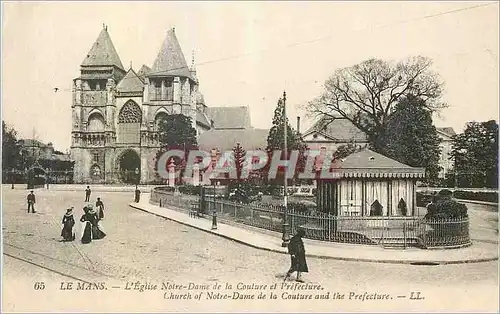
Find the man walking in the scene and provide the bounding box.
[85,185,91,202]
[27,190,36,213]
[284,228,308,282]
[95,197,105,220]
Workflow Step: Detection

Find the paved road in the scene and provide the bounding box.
[2,187,498,312]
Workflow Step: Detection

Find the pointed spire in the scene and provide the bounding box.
[149,28,191,78]
[81,25,124,70]
[129,61,133,70]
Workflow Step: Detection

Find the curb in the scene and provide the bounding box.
[130,203,499,265]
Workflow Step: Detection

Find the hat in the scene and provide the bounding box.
[86,204,96,214]
[296,228,306,237]
[65,207,74,216]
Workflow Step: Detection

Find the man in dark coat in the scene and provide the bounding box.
[85,186,91,202]
[27,190,36,213]
[95,197,104,220]
[285,228,308,282]
[135,188,141,203]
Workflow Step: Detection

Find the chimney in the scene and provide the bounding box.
[296,116,301,134]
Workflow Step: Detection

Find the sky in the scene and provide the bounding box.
[2,1,499,152]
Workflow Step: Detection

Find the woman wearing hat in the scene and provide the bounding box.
[87,204,106,240]
[61,207,75,242]
[80,205,94,244]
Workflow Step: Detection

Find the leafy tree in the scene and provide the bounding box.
[2,121,21,171]
[158,114,198,150]
[266,97,308,184]
[155,114,198,183]
[378,95,442,184]
[308,56,445,151]
[451,120,498,188]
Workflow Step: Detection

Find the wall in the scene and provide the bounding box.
[318,178,416,217]
[438,140,454,178]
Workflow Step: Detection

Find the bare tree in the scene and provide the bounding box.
[308,56,445,150]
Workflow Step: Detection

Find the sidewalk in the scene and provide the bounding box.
[130,193,499,265]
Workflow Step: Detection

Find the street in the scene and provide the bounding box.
[2,186,498,312]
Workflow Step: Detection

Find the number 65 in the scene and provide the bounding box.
[34,282,45,290]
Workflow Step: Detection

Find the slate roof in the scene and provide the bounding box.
[205,106,251,130]
[437,127,456,138]
[198,128,269,152]
[303,116,368,142]
[137,65,151,82]
[321,149,425,178]
[149,28,192,78]
[116,68,144,93]
[81,27,124,70]
[196,110,212,128]
[52,153,72,162]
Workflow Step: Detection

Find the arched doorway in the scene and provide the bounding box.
[118,150,140,183]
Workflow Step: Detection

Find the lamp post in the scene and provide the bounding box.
[281,90,290,247]
[211,180,217,230]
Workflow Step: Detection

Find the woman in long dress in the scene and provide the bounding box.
[88,206,106,240]
[80,206,93,244]
[61,207,75,241]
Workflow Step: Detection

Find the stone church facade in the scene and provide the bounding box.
[71,25,229,184]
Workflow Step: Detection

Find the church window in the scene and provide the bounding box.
[165,79,173,100]
[117,100,142,144]
[87,112,105,132]
[93,153,99,163]
[155,112,168,131]
[154,80,162,100]
[88,80,97,90]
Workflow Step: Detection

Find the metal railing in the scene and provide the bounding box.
[151,188,471,249]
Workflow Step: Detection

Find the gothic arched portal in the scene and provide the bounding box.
[118,150,140,183]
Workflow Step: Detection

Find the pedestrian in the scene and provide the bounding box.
[135,188,141,203]
[87,205,106,240]
[95,197,105,220]
[85,186,91,202]
[61,207,75,242]
[284,228,308,282]
[27,190,36,213]
[80,206,93,244]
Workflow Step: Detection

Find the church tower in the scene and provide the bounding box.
[140,28,199,182]
[71,24,126,184]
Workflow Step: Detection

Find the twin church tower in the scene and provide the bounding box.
[71,25,211,184]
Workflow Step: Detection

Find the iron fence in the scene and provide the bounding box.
[151,188,471,249]
[150,190,199,214]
